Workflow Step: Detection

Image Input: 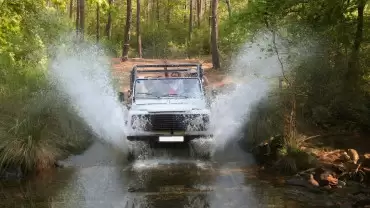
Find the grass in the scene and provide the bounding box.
[0,89,92,175]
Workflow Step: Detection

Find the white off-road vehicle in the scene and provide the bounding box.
[119,63,212,143]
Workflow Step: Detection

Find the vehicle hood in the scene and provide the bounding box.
[131,98,207,112]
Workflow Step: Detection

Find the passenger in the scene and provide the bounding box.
[168,72,184,95]
[171,72,181,77]
[189,72,209,87]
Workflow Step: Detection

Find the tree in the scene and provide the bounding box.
[122,0,132,61]
[166,0,171,24]
[79,0,85,40]
[76,0,80,33]
[346,0,367,90]
[210,0,220,69]
[156,0,160,22]
[69,0,73,19]
[105,0,113,39]
[196,0,201,27]
[137,0,142,58]
[225,0,231,18]
[96,2,100,42]
[189,0,193,41]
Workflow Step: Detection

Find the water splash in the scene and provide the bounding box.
[48,36,128,152]
[209,32,289,152]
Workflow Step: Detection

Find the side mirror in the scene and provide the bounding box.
[118,92,125,102]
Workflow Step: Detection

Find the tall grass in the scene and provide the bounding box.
[0,2,94,176]
[0,88,92,174]
[241,90,284,147]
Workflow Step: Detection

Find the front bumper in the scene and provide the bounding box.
[126,129,213,140]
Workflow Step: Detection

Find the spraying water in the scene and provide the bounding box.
[47,31,314,162]
[207,32,289,153]
[48,37,128,152]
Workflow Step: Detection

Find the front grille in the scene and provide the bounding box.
[131,114,209,131]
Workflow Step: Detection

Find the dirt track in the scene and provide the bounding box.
[111,58,229,92]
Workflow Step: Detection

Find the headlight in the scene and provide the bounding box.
[186,114,210,131]
[131,115,152,130]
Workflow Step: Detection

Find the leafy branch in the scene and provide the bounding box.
[263,13,291,86]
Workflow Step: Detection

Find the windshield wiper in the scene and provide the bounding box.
[161,93,189,98]
[136,92,160,98]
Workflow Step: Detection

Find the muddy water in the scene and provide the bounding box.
[0,142,312,208]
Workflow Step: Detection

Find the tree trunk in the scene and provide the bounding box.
[76,0,80,33]
[204,0,207,16]
[69,0,73,19]
[225,0,231,18]
[166,0,171,24]
[210,0,220,69]
[189,0,193,41]
[196,0,201,27]
[209,0,212,26]
[283,91,297,147]
[137,0,142,58]
[105,0,113,39]
[79,0,85,40]
[147,0,151,22]
[346,0,366,90]
[96,3,100,43]
[184,2,187,24]
[156,0,160,22]
[122,0,132,61]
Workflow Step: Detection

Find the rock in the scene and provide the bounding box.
[0,166,23,180]
[54,160,71,168]
[362,154,370,168]
[338,180,346,187]
[308,174,320,187]
[323,185,332,190]
[327,174,339,186]
[363,167,370,184]
[347,149,360,164]
[340,152,351,163]
[252,143,271,165]
[54,161,64,168]
[314,167,338,187]
[331,163,346,175]
[286,177,312,188]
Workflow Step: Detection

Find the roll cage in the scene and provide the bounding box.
[129,63,205,92]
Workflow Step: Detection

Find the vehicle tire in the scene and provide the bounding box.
[126,145,136,162]
[189,138,213,160]
[126,140,150,161]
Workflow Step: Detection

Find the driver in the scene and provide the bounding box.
[168,72,184,94]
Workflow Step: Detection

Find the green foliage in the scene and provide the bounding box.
[0,91,91,173]
[242,92,284,146]
[0,0,91,174]
[230,0,369,143]
[275,147,317,175]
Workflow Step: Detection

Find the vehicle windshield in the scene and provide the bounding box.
[134,78,203,99]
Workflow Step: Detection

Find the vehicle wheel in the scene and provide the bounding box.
[189,138,214,160]
[126,145,136,162]
[199,147,213,160]
[126,141,150,161]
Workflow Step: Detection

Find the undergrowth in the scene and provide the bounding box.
[0,90,92,174]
